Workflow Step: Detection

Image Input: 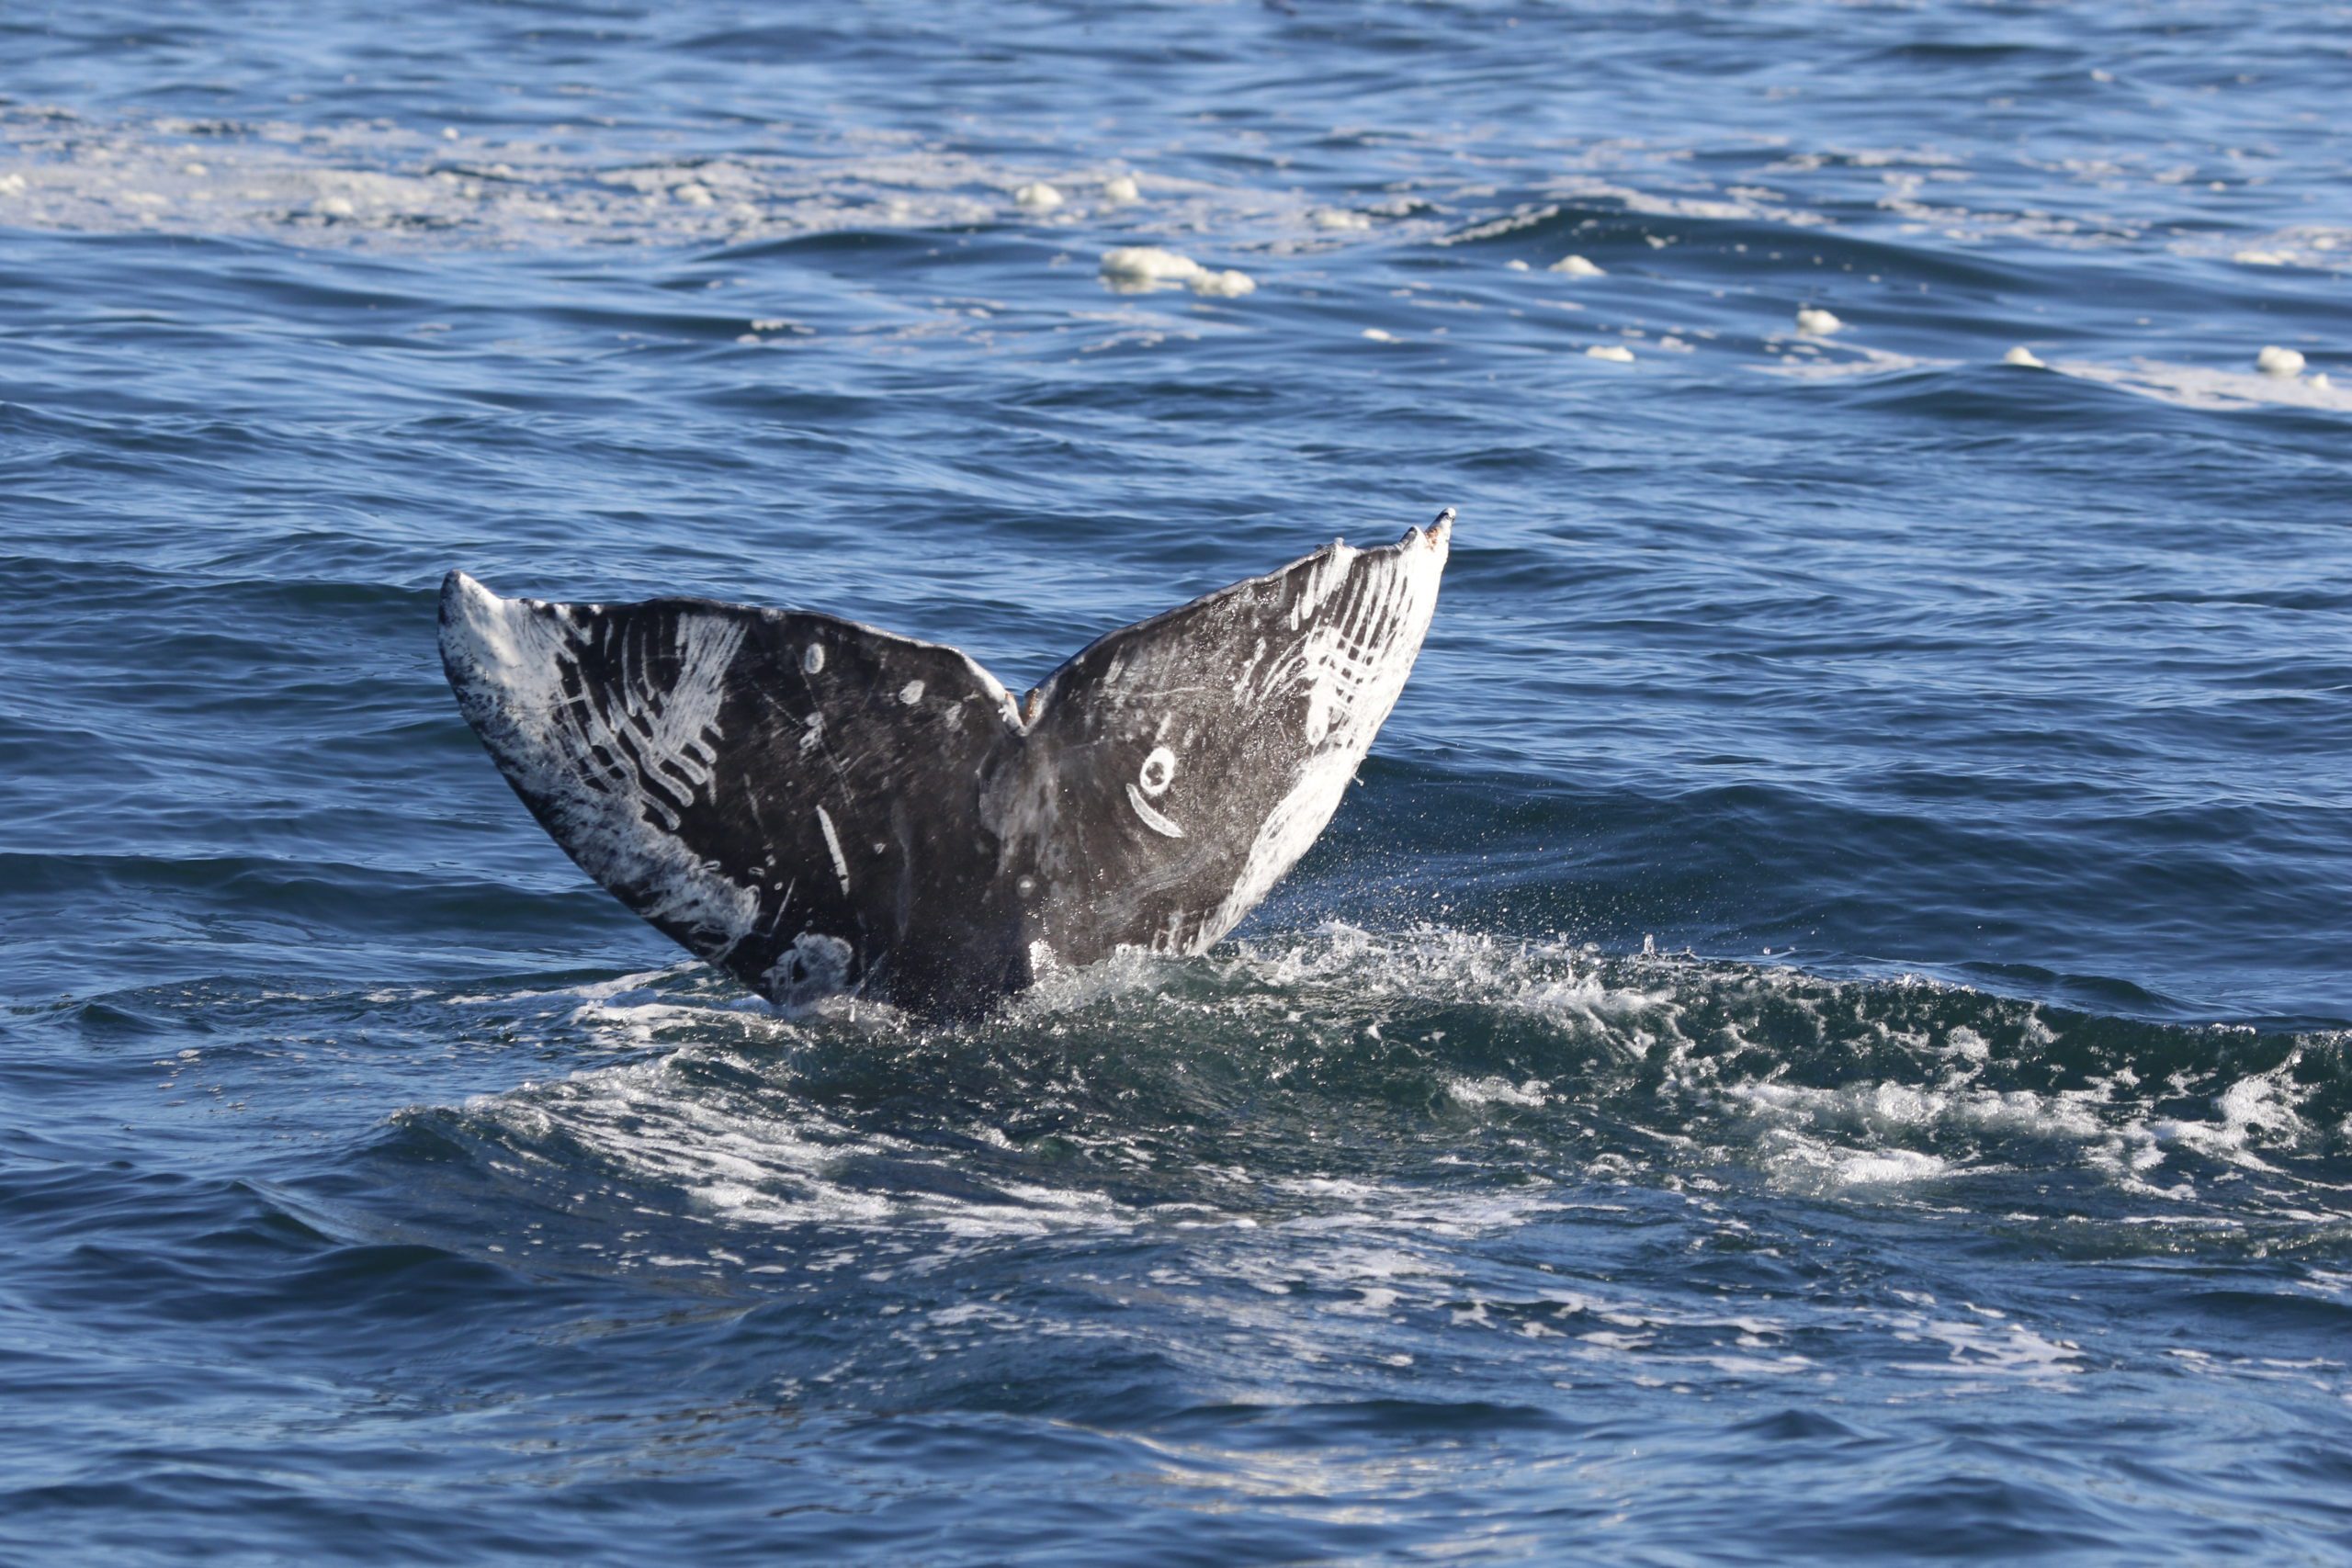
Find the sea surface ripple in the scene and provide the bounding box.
[3,3,2348,1562]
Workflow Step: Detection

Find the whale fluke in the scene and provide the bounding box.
[439,510,1453,1015]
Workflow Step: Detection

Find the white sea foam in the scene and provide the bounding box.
[0,107,1298,254]
[1189,267,1258,299]
[2256,344,2306,378]
[421,925,2339,1278]
[1242,924,1677,1031]
[2176,224,2352,272]
[460,1048,1133,1240]
[1758,345,1946,380]
[2149,1055,2309,1171]
[1898,1313,2086,1382]
[1099,246,1256,298]
[1446,1076,1549,1108]
[2052,357,2352,412]
[6,96,2335,306]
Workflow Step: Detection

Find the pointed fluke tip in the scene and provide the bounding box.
[439,569,500,626]
[1406,507,1456,548]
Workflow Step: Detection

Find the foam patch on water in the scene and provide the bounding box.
[449,1047,1133,1242]
[2173,223,2352,273]
[1446,1076,1549,1108]
[1756,344,1951,381]
[1215,926,2344,1221]
[0,99,2223,276]
[1436,180,1831,248]
[0,105,1329,254]
[1897,1309,2086,1384]
[1099,246,1256,297]
[1234,922,1676,1026]
[444,964,707,1012]
[2052,357,2352,412]
[400,926,2346,1278]
[2149,1053,2310,1172]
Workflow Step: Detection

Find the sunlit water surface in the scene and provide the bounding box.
[4,3,2349,1562]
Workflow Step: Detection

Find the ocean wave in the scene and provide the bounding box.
[306,926,2350,1283]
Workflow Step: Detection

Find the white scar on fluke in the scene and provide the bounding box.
[813,806,852,895]
[1125,782,1186,839]
[439,508,1453,1016]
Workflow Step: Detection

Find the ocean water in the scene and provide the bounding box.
[4,1,2349,1561]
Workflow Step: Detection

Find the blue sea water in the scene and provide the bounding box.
[4,1,2349,1560]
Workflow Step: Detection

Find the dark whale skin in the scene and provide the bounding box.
[439,511,1452,1017]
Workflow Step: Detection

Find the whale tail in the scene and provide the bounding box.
[439,510,1452,1016]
